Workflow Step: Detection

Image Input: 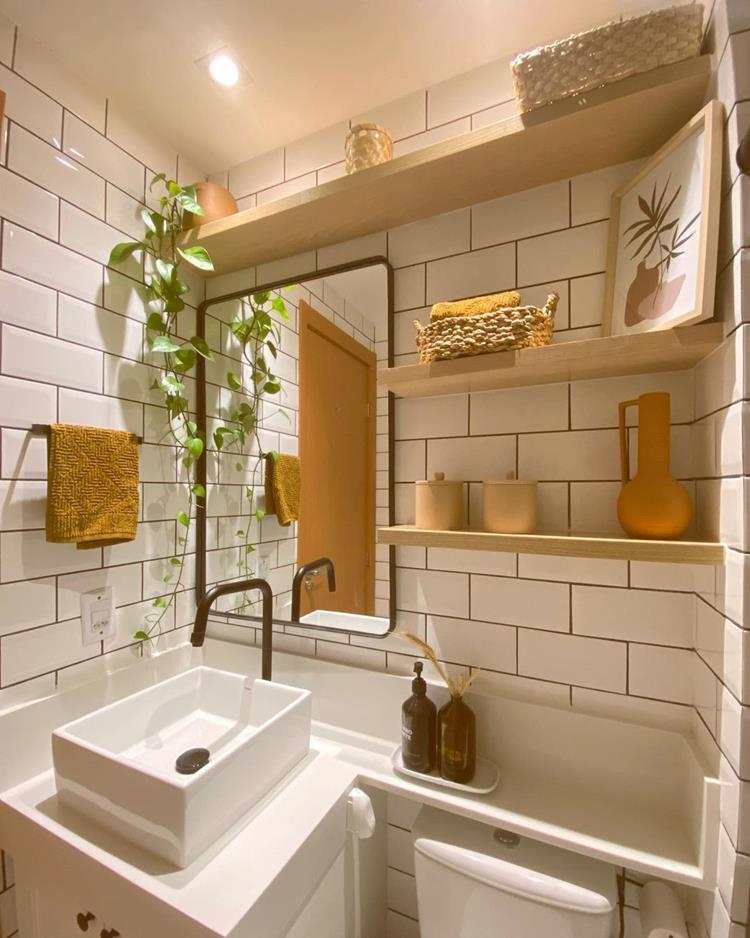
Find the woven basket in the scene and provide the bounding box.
[511,3,703,113]
[414,293,558,364]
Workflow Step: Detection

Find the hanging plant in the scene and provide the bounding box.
[109,173,215,645]
[213,289,289,609]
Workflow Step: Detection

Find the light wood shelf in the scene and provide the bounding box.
[377,323,723,398]
[377,525,725,564]
[184,57,710,275]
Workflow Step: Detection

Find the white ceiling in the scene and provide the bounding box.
[0,0,678,174]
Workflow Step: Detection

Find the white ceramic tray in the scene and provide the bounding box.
[391,746,500,795]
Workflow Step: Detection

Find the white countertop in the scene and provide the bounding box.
[0,635,721,923]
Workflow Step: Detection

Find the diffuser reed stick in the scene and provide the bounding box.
[400,632,478,698]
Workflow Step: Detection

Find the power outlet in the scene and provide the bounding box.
[80,587,116,646]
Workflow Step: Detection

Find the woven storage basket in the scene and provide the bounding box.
[415,293,558,364]
[511,3,703,113]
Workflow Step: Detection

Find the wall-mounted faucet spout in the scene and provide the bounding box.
[291,558,336,622]
[191,578,273,680]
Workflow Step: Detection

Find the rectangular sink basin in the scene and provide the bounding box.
[299,609,390,636]
[52,666,312,867]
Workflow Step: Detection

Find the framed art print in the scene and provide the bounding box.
[603,100,723,336]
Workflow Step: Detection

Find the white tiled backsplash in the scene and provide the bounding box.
[0,1,748,936]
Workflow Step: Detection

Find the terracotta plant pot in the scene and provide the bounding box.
[182,181,238,229]
[617,392,692,539]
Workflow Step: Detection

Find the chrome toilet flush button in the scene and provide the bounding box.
[493,828,521,848]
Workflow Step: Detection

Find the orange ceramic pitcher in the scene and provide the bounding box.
[617,392,692,539]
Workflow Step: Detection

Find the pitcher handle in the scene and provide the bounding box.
[618,399,639,484]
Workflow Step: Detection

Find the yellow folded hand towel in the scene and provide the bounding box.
[46,424,140,550]
[265,453,301,527]
[430,290,521,321]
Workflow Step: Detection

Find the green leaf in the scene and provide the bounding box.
[165,296,186,314]
[177,245,214,271]
[167,180,182,197]
[163,573,173,584]
[169,557,182,566]
[253,290,270,305]
[213,426,233,450]
[227,371,243,391]
[235,461,243,472]
[149,172,167,191]
[152,335,181,353]
[190,335,214,360]
[191,483,206,498]
[134,630,151,641]
[255,509,265,522]
[271,296,288,319]
[153,596,168,609]
[109,241,142,265]
[264,378,281,395]
[174,347,197,372]
[141,208,158,234]
[176,510,190,528]
[178,186,203,215]
[236,530,246,538]
[160,374,185,396]
[156,258,175,282]
[187,437,204,459]
[147,312,165,332]
[269,449,280,463]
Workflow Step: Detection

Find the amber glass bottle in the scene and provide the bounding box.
[401,662,437,773]
[438,695,476,784]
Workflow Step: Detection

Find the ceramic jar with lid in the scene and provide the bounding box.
[483,477,538,534]
[415,473,465,530]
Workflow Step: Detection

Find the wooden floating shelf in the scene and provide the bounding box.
[184,57,710,275]
[378,525,725,565]
[377,323,723,398]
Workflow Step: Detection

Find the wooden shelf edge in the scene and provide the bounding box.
[377,525,725,565]
[378,323,724,398]
[185,57,710,275]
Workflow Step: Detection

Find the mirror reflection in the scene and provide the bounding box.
[200,260,392,637]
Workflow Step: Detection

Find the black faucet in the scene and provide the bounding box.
[191,578,274,680]
[291,558,336,622]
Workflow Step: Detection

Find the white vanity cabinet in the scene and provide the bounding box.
[15,851,347,938]
[1,752,361,938]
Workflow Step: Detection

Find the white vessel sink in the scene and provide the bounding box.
[299,609,390,636]
[52,666,312,867]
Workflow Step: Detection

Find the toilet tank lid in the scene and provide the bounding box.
[415,838,614,916]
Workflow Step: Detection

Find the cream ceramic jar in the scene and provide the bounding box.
[483,479,538,534]
[415,473,465,530]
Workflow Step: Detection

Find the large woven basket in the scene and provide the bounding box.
[511,4,703,113]
[415,293,558,364]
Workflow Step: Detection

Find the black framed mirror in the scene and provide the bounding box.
[194,256,395,639]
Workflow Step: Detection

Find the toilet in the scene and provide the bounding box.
[413,808,618,937]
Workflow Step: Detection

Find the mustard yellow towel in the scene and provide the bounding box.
[46,424,139,550]
[430,290,521,321]
[265,453,301,527]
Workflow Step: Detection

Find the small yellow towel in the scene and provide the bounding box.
[265,453,301,527]
[46,424,139,550]
[430,290,521,321]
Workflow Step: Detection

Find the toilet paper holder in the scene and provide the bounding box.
[639,880,688,938]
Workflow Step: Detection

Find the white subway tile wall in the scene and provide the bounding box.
[0,15,206,713]
[211,6,750,936]
[0,3,747,937]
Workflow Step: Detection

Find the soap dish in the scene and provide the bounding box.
[391,746,500,795]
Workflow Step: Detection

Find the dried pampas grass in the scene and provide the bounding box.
[400,631,478,699]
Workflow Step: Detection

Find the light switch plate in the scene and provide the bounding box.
[80,586,116,645]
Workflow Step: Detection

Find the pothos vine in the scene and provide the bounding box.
[109,174,287,644]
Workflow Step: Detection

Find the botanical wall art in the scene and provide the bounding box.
[603,100,722,336]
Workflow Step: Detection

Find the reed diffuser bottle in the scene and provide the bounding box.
[438,693,476,784]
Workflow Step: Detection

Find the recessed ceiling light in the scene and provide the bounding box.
[208,53,240,87]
